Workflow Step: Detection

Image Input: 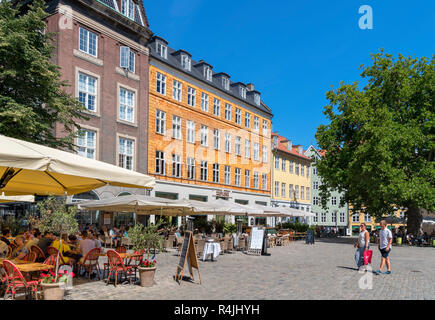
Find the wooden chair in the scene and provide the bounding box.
[238,238,246,251]
[2,260,40,300]
[276,237,283,246]
[22,251,37,263]
[195,239,206,258]
[43,255,58,267]
[30,245,45,262]
[226,238,234,252]
[46,246,58,257]
[164,234,176,250]
[103,232,113,248]
[77,247,101,280]
[105,250,134,287]
[126,249,144,281]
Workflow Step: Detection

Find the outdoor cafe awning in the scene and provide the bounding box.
[0,135,155,196]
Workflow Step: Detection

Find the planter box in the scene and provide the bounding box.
[41,282,65,300]
[138,267,156,287]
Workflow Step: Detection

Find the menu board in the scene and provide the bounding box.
[175,231,201,285]
[248,227,265,255]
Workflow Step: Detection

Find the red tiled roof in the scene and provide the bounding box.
[272,133,311,161]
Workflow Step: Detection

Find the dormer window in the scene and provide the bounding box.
[156,42,167,59]
[204,67,212,81]
[181,55,191,71]
[273,136,278,148]
[222,77,230,90]
[254,93,260,106]
[240,87,246,99]
[121,0,135,20]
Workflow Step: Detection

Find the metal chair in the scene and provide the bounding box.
[2,260,40,300]
[30,245,46,262]
[105,250,134,287]
[77,247,102,280]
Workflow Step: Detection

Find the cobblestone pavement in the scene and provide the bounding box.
[63,241,435,300]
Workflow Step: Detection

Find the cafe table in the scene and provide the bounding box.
[0,259,54,273]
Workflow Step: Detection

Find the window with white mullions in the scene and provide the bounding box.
[156,42,167,59]
[78,73,97,112]
[213,164,220,183]
[213,129,220,150]
[186,121,195,144]
[156,72,166,95]
[172,80,182,102]
[201,93,209,112]
[120,46,135,73]
[187,87,196,107]
[156,110,166,135]
[224,166,231,185]
[119,88,135,123]
[79,27,97,57]
[155,151,165,175]
[77,129,96,159]
[213,98,220,116]
[200,125,208,147]
[121,0,135,20]
[200,161,208,181]
[225,133,231,153]
[172,154,181,178]
[235,168,241,187]
[262,174,267,190]
[172,116,182,140]
[235,136,241,156]
[225,103,231,121]
[245,170,250,188]
[187,157,195,180]
[118,137,134,170]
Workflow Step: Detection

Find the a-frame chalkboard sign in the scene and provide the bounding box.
[175,231,202,285]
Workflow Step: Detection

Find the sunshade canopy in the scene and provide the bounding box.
[0,194,35,203]
[0,135,155,196]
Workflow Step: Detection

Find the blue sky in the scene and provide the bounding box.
[143,0,435,149]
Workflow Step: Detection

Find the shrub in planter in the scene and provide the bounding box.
[137,259,157,287]
[40,270,74,300]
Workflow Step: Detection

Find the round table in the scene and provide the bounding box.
[202,242,221,261]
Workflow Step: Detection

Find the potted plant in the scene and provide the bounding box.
[39,270,74,300]
[37,196,78,300]
[129,222,163,287]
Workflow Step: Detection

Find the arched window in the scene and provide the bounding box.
[71,190,99,202]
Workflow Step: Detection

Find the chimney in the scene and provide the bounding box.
[246,83,254,91]
[298,146,303,155]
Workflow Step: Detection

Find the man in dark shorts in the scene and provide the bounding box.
[376,220,393,275]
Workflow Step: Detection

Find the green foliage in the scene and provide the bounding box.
[193,217,213,234]
[0,215,27,235]
[223,223,237,235]
[315,51,435,233]
[277,222,311,232]
[213,219,225,234]
[129,222,164,258]
[0,0,88,149]
[37,196,78,235]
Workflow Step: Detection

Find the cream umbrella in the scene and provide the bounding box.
[0,135,155,196]
[0,194,35,203]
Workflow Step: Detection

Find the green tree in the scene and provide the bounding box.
[315,51,434,235]
[0,0,87,149]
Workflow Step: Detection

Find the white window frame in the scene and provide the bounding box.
[262,174,267,191]
[156,42,167,59]
[187,87,196,107]
[119,87,135,123]
[77,129,96,160]
[245,112,251,128]
[187,157,195,180]
[172,116,182,140]
[172,154,181,178]
[224,166,231,185]
[254,116,259,132]
[200,125,208,147]
[156,110,166,135]
[156,72,166,95]
[204,67,212,81]
[245,170,251,188]
[262,146,268,163]
[235,168,241,187]
[225,103,231,121]
[79,27,98,57]
[181,55,191,71]
[201,93,209,112]
[262,120,268,136]
[186,121,195,144]
[253,172,259,189]
[225,133,231,153]
[281,183,286,198]
[155,150,165,175]
[235,108,241,125]
[213,163,220,183]
[245,139,251,159]
[235,136,241,156]
[240,86,246,99]
[213,98,220,116]
[121,0,135,20]
[118,137,134,171]
[200,161,208,181]
[120,46,135,73]
[172,80,182,102]
[213,129,220,150]
[78,72,97,112]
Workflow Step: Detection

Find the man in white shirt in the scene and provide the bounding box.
[376,220,393,275]
[78,231,95,260]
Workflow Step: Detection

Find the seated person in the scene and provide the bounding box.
[78,231,96,260]
[24,230,33,243]
[68,234,79,250]
[109,227,120,248]
[12,236,29,260]
[37,231,54,257]
[26,230,42,249]
[0,240,9,258]
[89,232,102,248]
[0,228,11,246]
[52,234,80,265]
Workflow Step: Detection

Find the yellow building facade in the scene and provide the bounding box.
[271,133,312,218]
[349,208,407,235]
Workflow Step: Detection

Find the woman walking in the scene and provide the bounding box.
[354,223,370,271]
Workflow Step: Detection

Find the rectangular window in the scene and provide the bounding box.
[213,164,220,183]
[222,77,229,90]
[119,87,135,123]
[262,146,268,163]
[172,80,182,102]
[79,27,97,57]
[254,172,259,189]
[262,174,267,190]
[295,162,300,175]
[307,166,310,178]
[321,213,327,223]
[274,182,280,197]
[275,156,280,170]
[295,185,299,199]
[282,158,286,171]
[313,213,318,223]
[204,67,212,81]
[155,110,166,135]
[118,137,134,170]
[200,161,208,181]
[213,98,220,116]
[225,103,231,121]
[121,0,135,19]
[155,151,165,175]
[254,116,259,131]
[225,133,231,153]
[224,166,231,185]
[120,46,135,73]
[181,55,191,71]
[301,187,305,200]
[301,165,305,177]
[172,116,182,140]
[213,129,220,150]
[156,42,167,59]
[262,120,268,136]
[186,121,195,144]
[364,214,371,223]
[313,167,318,175]
[78,73,97,112]
[240,86,246,99]
[253,143,260,161]
[289,185,294,199]
[235,108,241,125]
[281,183,286,198]
[172,154,181,178]
[200,125,208,147]
[245,112,251,128]
[187,157,195,180]
[331,196,337,205]
[156,72,166,95]
[77,129,96,159]
[201,93,209,112]
[306,187,310,200]
[313,181,319,190]
[187,87,196,107]
[352,214,360,223]
[289,160,294,173]
[235,168,241,186]
[340,212,345,223]
[245,170,250,188]
[235,136,241,156]
[245,140,250,159]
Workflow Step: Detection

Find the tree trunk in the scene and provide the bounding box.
[406,206,424,235]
